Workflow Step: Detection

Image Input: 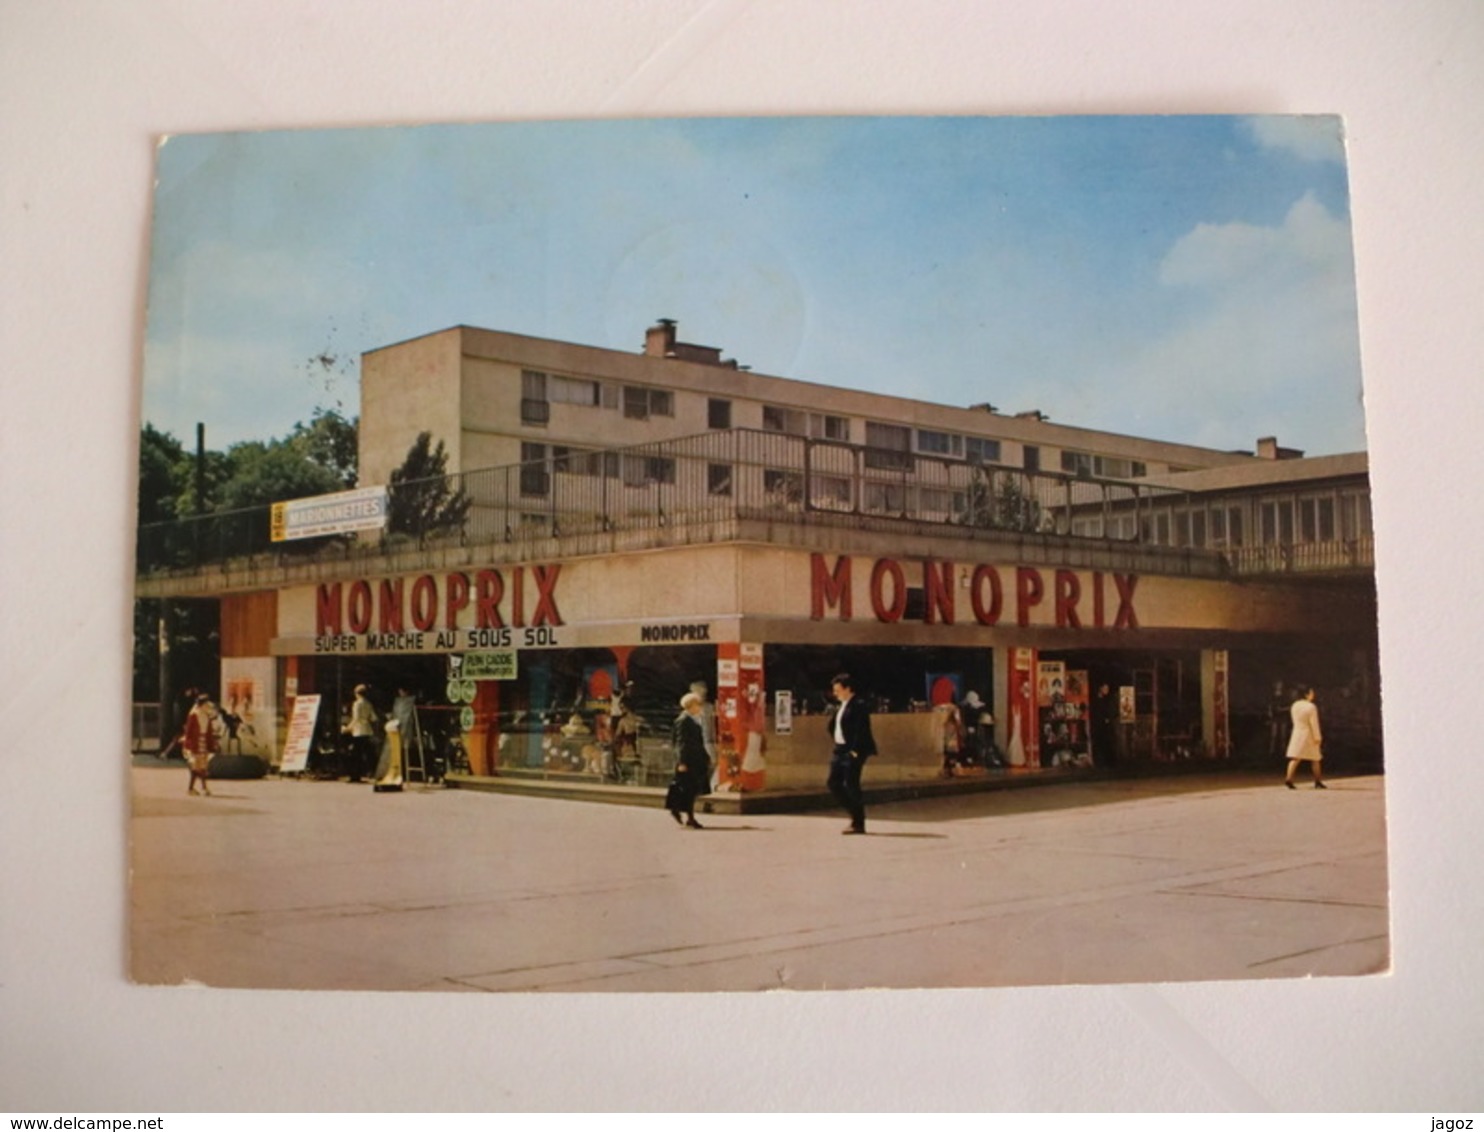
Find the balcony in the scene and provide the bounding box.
[134,429,1374,594]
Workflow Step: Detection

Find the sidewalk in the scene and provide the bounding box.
[129,763,1389,993]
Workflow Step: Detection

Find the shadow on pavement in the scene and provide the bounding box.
[845,771,1342,824]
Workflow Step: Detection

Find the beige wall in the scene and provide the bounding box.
[359,329,464,488]
[357,325,1267,486]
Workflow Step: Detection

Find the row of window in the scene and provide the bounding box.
[520,371,1162,484]
[517,444,983,518]
[1074,491,1373,548]
[1061,450,1147,479]
[511,444,1371,553]
[520,370,675,425]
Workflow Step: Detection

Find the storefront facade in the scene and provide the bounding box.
[201,530,1375,790]
[143,320,1381,789]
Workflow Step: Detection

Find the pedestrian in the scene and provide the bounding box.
[1284,684,1326,789]
[1092,682,1120,768]
[826,673,876,835]
[666,691,711,828]
[610,680,639,780]
[183,693,219,796]
[344,684,379,783]
[689,681,718,761]
[937,696,964,777]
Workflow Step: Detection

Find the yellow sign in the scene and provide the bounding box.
[462,651,518,680]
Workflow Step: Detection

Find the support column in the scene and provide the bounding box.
[1201,648,1231,759]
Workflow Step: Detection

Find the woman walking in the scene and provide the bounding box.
[666,691,711,828]
[1284,684,1326,789]
[183,693,219,796]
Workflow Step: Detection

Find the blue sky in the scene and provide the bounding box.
[142,115,1365,456]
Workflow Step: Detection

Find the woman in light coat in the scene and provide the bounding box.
[1284,684,1326,789]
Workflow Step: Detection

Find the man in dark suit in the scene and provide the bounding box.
[826,673,877,835]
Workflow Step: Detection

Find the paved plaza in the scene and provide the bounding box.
[129,764,1389,993]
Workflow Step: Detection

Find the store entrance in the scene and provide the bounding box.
[1046,650,1203,766]
[292,653,456,779]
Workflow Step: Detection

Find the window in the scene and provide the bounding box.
[864,481,907,512]
[553,446,601,476]
[1299,498,1318,543]
[810,413,850,441]
[622,386,673,420]
[965,436,1001,464]
[622,454,675,486]
[763,469,804,505]
[707,463,733,496]
[1260,500,1294,546]
[1318,497,1335,541]
[1228,506,1245,546]
[519,442,549,497]
[1023,446,1040,472]
[1191,510,1207,549]
[810,474,852,509]
[1062,450,1094,477]
[1339,493,1371,541]
[763,405,807,435]
[864,421,913,471]
[919,488,955,513]
[521,370,549,425]
[708,399,732,430]
[1072,516,1105,538]
[623,386,649,420]
[1060,450,1140,478]
[549,375,600,406]
[917,429,962,457]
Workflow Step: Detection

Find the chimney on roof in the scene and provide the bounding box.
[1255,436,1305,460]
[642,318,736,368]
[645,318,678,358]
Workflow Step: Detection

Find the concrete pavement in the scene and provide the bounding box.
[129,764,1389,992]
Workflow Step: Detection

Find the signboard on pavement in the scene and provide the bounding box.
[280,694,322,773]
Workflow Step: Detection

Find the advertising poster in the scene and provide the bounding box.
[1007,648,1038,768]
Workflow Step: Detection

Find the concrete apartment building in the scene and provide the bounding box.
[139,320,1380,793]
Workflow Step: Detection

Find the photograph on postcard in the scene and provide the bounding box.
[130,116,1385,992]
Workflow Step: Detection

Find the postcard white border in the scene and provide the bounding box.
[4,0,1482,1113]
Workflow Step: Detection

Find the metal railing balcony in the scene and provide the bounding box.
[134,428,1371,581]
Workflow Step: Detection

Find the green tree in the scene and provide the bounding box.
[387,432,470,541]
[290,407,359,490]
[137,423,186,524]
[216,439,344,511]
[960,465,1042,532]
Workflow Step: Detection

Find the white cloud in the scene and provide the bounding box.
[1073,194,1365,454]
[1160,192,1352,287]
[1242,116,1346,165]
